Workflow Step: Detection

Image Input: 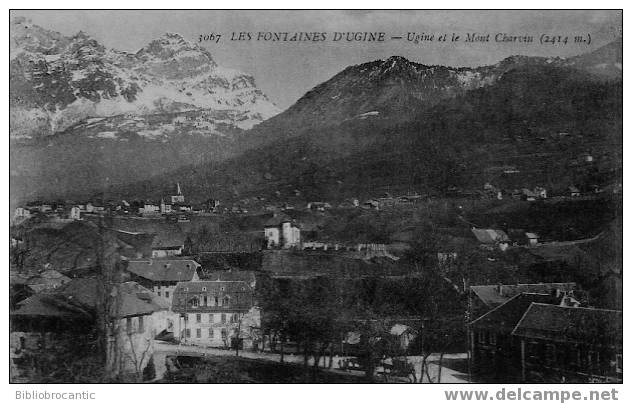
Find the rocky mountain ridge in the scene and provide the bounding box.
[10,17,280,140]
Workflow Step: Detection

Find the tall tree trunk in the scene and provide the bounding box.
[420,353,431,383]
[437,352,445,383]
[279,334,284,363]
[328,343,334,369]
[364,349,375,382]
[303,342,310,382]
[235,317,241,357]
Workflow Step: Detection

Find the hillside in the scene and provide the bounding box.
[12,34,622,205]
[109,41,622,205]
[9,16,279,204]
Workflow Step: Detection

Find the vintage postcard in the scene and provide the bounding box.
[9,9,622,387]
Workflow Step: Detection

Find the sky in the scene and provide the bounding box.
[12,10,622,109]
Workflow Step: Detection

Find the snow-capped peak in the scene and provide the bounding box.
[10,17,280,139]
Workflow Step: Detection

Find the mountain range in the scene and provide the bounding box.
[111,38,621,205]
[10,16,279,139]
[10,16,281,203]
[9,17,622,205]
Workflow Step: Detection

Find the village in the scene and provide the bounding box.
[8,175,623,384]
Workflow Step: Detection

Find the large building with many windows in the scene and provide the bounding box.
[171,280,260,349]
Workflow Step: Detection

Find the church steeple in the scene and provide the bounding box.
[171,183,185,204]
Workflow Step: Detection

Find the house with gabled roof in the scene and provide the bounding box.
[471,228,511,251]
[125,259,201,305]
[171,280,259,349]
[10,278,174,381]
[24,269,71,293]
[263,213,300,249]
[469,292,561,380]
[150,228,185,258]
[512,304,622,382]
[469,282,576,318]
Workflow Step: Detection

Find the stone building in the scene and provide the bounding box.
[171,280,260,349]
[263,213,300,249]
[125,259,201,305]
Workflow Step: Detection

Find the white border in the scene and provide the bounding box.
[2,3,627,402]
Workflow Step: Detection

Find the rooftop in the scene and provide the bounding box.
[512,303,622,346]
[264,213,292,227]
[199,270,256,286]
[470,282,576,308]
[471,228,510,244]
[470,292,561,332]
[171,280,254,313]
[126,259,200,283]
[12,278,168,319]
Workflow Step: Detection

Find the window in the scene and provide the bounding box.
[214,297,219,306]
[196,328,202,338]
[192,297,199,307]
[223,296,230,307]
[528,342,541,360]
[203,296,208,306]
[545,344,556,365]
[165,291,170,299]
[489,332,497,345]
[221,328,227,339]
[208,328,214,338]
[196,314,201,323]
[221,314,226,324]
[126,317,133,334]
[185,328,191,338]
[202,287,207,291]
[209,314,214,323]
[477,331,486,344]
[157,291,161,297]
[138,316,145,333]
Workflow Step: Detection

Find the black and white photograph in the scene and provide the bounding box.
[8,9,623,387]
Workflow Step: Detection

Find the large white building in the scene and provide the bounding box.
[263,213,300,248]
[171,280,260,349]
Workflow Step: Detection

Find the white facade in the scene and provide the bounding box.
[151,246,183,258]
[534,187,548,199]
[160,199,172,214]
[264,222,300,248]
[174,307,261,348]
[69,206,81,220]
[281,222,300,248]
[142,204,160,213]
[152,271,199,305]
[108,310,178,379]
[264,227,280,247]
[13,208,31,220]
